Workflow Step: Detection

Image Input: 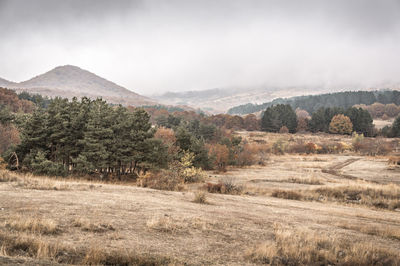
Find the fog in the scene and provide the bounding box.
[0,0,399,94]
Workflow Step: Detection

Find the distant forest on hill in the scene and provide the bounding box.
[227,90,400,115]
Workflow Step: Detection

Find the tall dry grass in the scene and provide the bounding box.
[245,224,400,265]
[272,182,400,210]
[4,216,60,235]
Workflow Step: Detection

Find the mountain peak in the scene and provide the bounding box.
[2,65,156,106]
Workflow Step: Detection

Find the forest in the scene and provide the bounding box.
[228,90,400,115]
[1,87,400,179]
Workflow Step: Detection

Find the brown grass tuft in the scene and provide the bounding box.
[0,232,64,261]
[82,246,174,265]
[5,216,60,235]
[337,222,400,241]
[272,183,400,210]
[72,218,115,233]
[245,224,400,265]
[146,216,181,233]
[193,191,208,204]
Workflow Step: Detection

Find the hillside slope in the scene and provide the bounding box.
[2,65,155,106]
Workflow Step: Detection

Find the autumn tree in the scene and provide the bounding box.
[243,114,260,131]
[208,143,229,172]
[329,114,353,135]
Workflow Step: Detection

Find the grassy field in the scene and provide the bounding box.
[1,133,400,265]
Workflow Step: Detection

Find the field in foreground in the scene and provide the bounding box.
[1,150,400,265]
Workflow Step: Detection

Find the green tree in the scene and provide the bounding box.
[261,104,297,133]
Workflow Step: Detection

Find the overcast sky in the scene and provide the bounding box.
[0,0,400,95]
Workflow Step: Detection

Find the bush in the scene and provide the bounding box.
[205,177,243,195]
[237,144,257,166]
[329,114,353,135]
[193,191,207,204]
[272,190,302,200]
[272,140,288,155]
[137,170,185,191]
[279,126,289,134]
[355,138,393,156]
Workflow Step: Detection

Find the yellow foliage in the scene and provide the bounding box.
[0,157,7,170]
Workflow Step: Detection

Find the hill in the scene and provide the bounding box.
[153,86,353,114]
[1,65,155,106]
[0,78,16,88]
[228,90,400,115]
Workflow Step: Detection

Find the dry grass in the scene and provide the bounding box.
[0,232,65,262]
[82,246,174,265]
[0,232,174,265]
[272,182,400,210]
[0,170,71,190]
[286,176,324,185]
[245,224,400,265]
[4,216,60,235]
[146,216,180,233]
[337,222,400,241]
[71,218,115,233]
[0,170,19,182]
[193,191,208,204]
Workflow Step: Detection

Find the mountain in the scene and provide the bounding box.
[0,77,17,88]
[1,65,155,106]
[153,86,342,114]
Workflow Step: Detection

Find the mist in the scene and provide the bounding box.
[0,0,399,94]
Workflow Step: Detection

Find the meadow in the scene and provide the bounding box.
[1,132,400,265]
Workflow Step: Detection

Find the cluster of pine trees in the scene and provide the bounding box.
[261,104,374,136]
[9,97,167,177]
[229,90,400,115]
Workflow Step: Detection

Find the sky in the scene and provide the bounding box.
[0,0,400,95]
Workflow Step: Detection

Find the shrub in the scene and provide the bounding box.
[272,140,288,155]
[193,191,207,204]
[208,143,229,172]
[137,170,185,191]
[272,190,302,200]
[329,114,353,135]
[355,138,393,156]
[205,182,223,193]
[205,177,243,195]
[279,126,289,134]
[237,143,257,166]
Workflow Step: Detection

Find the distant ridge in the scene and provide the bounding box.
[0,65,156,106]
[0,77,17,88]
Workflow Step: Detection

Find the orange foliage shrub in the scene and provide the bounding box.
[0,124,20,154]
[329,114,353,135]
[279,126,289,134]
[237,143,258,166]
[243,114,260,131]
[208,144,229,172]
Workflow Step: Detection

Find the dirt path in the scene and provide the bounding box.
[322,157,361,180]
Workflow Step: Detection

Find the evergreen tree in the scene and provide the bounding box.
[261,104,297,133]
[392,116,400,137]
[345,107,373,136]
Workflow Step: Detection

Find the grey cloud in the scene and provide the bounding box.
[0,0,399,94]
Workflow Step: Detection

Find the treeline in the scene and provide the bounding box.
[354,103,400,119]
[228,90,400,115]
[1,95,262,177]
[0,87,35,113]
[261,104,374,136]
